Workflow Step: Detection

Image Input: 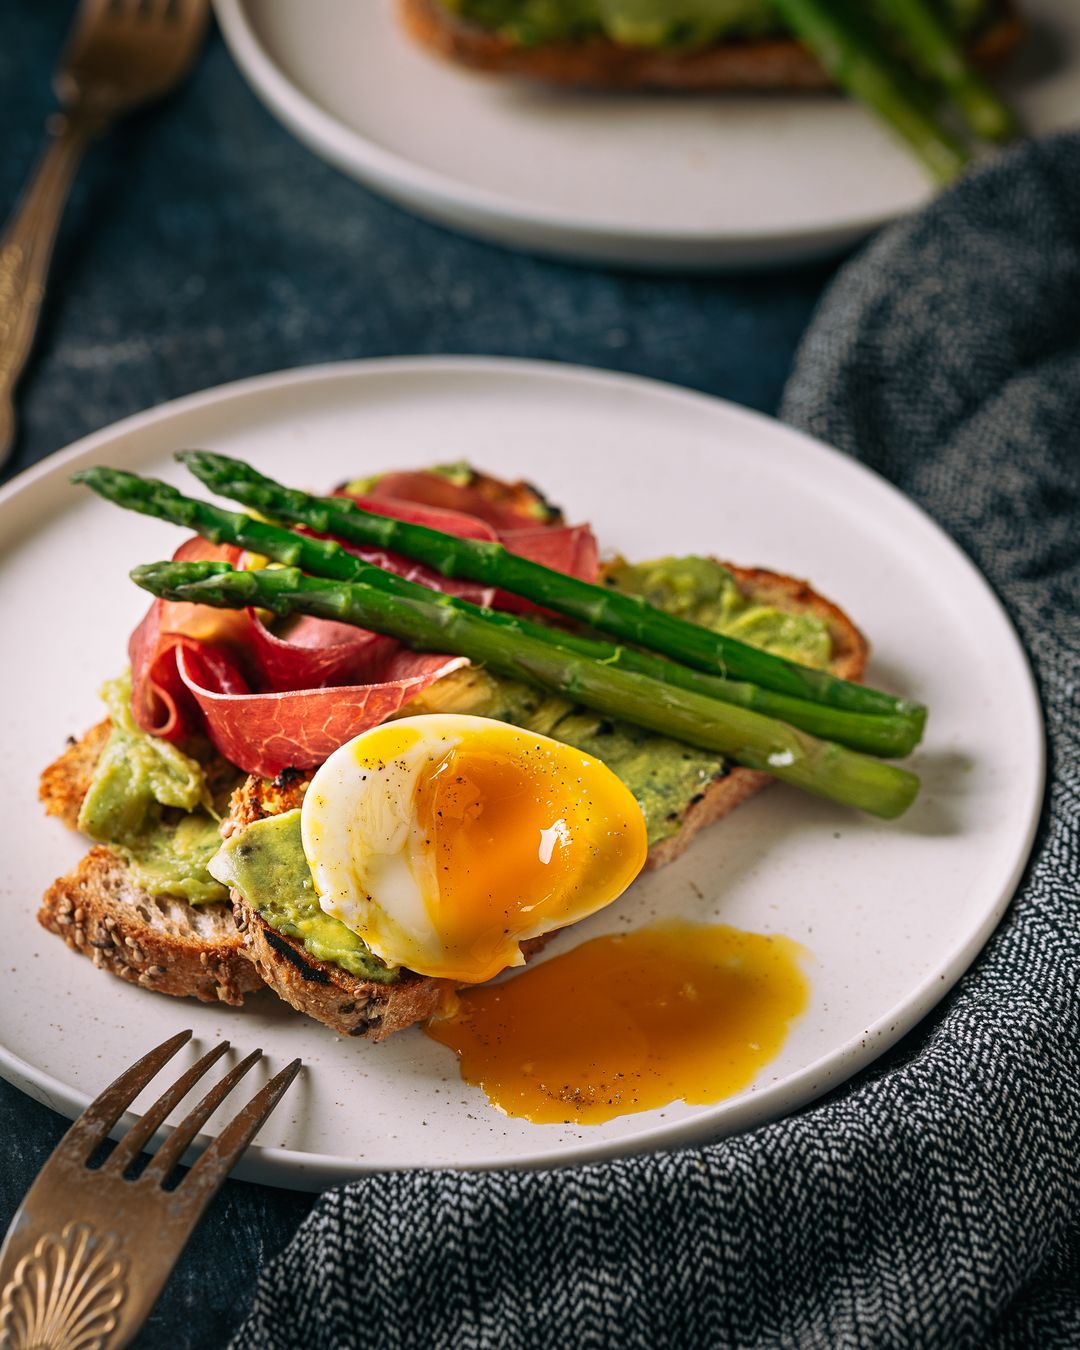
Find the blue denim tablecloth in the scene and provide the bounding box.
[0,4,835,1345]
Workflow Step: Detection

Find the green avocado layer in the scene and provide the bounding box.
[438,0,991,48]
[218,556,832,979]
[78,674,231,905]
[209,811,397,982]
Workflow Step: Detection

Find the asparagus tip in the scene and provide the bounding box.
[179,447,242,474]
[131,558,237,595]
[71,465,137,496]
[175,448,214,467]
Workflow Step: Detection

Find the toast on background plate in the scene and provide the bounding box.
[397,0,1023,90]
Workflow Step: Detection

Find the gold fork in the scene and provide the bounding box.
[0,0,210,468]
[0,1031,300,1350]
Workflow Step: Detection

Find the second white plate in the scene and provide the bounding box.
[215,0,1079,268]
[0,358,1043,1189]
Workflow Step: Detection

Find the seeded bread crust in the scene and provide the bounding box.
[40,720,112,832]
[224,562,868,1038]
[233,904,451,1040]
[37,847,263,1005]
[397,0,1022,89]
[38,723,263,1005]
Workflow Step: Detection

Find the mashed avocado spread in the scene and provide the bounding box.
[439,0,990,47]
[214,556,832,979]
[209,812,396,981]
[79,673,230,905]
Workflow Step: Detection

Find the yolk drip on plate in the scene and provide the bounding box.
[425,920,809,1125]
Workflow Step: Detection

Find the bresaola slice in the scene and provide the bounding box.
[338,492,600,606]
[494,522,598,610]
[127,468,595,778]
[176,646,467,779]
[354,468,562,532]
[245,612,394,691]
[337,492,501,607]
[128,538,252,741]
[341,493,499,541]
[500,523,597,579]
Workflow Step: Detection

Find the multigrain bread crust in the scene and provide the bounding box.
[398,0,1023,89]
[38,849,263,1005]
[38,721,263,1006]
[223,563,868,1039]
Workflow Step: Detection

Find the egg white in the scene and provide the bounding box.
[301,712,648,982]
[300,717,464,974]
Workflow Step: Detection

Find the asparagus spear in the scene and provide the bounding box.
[176,450,928,738]
[73,466,919,756]
[132,559,921,820]
[877,0,1019,142]
[770,0,968,182]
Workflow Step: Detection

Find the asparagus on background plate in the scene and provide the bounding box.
[877,0,1019,141]
[770,0,1019,181]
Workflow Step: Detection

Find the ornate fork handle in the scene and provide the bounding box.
[0,1220,128,1350]
[0,106,108,462]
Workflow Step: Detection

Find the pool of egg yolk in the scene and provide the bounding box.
[425,920,809,1124]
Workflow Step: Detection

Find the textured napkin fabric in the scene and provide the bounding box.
[231,135,1080,1349]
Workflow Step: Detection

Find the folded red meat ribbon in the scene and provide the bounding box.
[128,474,597,778]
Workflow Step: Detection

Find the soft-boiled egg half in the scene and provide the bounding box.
[300,714,648,984]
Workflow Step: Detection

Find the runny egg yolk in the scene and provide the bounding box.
[300,715,648,984]
[425,921,810,1125]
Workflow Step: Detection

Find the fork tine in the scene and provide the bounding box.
[166,0,211,39]
[112,0,155,20]
[56,1029,192,1163]
[93,0,138,22]
[140,1048,263,1183]
[178,1060,303,1201]
[106,1039,231,1175]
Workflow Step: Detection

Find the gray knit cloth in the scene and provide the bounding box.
[233,134,1080,1349]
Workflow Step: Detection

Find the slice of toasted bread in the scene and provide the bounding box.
[218,770,554,1038]
[218,772,451,1038]
[648,563,866,868]
[225,563,868,1039]
[40,720,112,832]
[236,898,554,1040]
[398,0,1022,89]
[39,727,263,1006]
[38,847,263,1005]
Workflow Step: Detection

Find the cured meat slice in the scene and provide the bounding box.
[245,612,394,692]
[351,467,562,531]
[126,466,597,776]
[128,538,250,741]
[177,646,467,778]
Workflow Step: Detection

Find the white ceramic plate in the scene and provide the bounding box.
[214,0,1079,269]
[0,358,1043,1191]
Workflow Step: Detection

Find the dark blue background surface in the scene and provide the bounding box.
[0,4,838,1344]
